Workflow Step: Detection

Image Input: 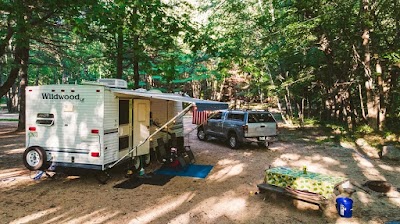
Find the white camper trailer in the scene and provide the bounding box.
[24,79,228,176]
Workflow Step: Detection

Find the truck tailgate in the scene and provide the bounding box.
[246,122,277,137]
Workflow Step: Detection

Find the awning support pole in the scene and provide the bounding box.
[107,103,194,169]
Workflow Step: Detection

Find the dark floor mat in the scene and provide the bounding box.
[113,173,174,189]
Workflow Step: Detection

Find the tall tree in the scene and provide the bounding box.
[0,0,96,130]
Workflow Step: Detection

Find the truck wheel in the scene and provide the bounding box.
[258,141,269,148]
[23,146,50,171]
[197,128,207,141]
[228,134,239,149]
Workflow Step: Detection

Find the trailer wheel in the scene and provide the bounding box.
[95,171,110,184]
[133,157,141,170]
[143,154,151,167]
[23,146,50,171]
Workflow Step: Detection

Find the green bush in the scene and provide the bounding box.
[385,116,400,134]
[356,125,374,135]
[303,118,320,126]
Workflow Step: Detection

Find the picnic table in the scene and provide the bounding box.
[257,166,348,206]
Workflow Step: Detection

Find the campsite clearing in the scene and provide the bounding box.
[1,116,400,224]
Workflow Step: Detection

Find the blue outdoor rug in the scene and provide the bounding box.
[155,164,213,179]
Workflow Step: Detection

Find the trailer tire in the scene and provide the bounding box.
[133,157,141,170]
[95,171,110,184]
[23,146,50,171]
[143,154,151,167]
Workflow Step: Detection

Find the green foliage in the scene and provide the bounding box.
[355,125,375,135]
[0,0,399,133]
[325,123,348,135]
[302,118,320,126]
[385,115,400,134]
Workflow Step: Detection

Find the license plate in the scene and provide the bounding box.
[259,136,265,141]
[28,132,38,137]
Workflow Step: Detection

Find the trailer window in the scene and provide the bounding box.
[119,136,129,151]
[119,100,130,125]
[36,113,55,125]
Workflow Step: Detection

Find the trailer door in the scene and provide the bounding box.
[133,99,150,156]
[119,99,132,158]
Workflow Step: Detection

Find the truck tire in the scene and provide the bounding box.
[258,141,269,148]
[228,133,239,149]
[197,128,207,141]
[23,146,50,171]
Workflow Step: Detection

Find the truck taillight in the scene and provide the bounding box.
[91,152,100,157]
[242,125,248,133]
[91,129,99,134]
[29,127,36,131]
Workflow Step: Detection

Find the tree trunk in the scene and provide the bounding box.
[348,88,356,130]
[17,43,29,131]
[192,80,201,99]
[386,68,399,118]
[0,64,2,85]
[334,91,340,121]
[376,62,386,131]
[296,98,304,127]
[7,84,18,113]
[217,78,225,101]
[364,57,379,130]
[133,35,140,89]
[285,86,293,117]
[0,45,23,98]
[358,84,367,121]
[362,0,379,130]
[0,24,13,58]
[116,27,123,79]
[265,64,288,124]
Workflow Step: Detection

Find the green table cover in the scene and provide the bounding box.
[265,166,347,199]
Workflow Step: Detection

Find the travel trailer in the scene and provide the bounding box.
[23,79,228,179]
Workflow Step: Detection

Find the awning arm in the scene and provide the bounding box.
[107,103,193,169]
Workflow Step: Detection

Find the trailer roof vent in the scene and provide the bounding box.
[134,88,147,93]
[97,79,128,89]
[148,89,162,93]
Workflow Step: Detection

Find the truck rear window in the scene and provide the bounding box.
[248,113,275,123]
[208,112,223,120]
[227,113,244,121]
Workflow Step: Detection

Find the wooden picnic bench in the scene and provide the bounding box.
[257,166,348,208]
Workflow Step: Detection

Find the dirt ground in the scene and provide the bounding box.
[1,116,400,224]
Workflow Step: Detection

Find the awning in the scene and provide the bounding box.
[111,89,228,111]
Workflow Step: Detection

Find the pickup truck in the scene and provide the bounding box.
[197,110,278,149]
